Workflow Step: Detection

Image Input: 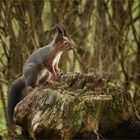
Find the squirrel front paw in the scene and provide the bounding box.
[46,80,53,85]
[56,69,63,76]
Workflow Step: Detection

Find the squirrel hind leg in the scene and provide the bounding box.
[39,71,53,86]
[24,73,38,88]
[39,72,49,84]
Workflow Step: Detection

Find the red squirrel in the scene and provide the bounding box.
[8,25,72,129]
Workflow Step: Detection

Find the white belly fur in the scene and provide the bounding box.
[53,51,62,67]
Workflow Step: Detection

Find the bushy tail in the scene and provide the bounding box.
[8,76,25,129]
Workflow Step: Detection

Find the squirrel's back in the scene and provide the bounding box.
[23,45,53,87]
[24,44,53,68]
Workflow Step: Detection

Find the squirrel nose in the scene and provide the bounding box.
[68,41,72,50]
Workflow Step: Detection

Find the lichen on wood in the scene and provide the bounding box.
[14,72,134,139]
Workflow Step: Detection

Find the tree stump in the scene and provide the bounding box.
[14,72,137,139]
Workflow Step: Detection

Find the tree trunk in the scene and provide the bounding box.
[13,72,139,139]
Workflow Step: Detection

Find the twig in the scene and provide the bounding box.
[0,84,9,134]
[0,79,9,84]
[127,91,140,121]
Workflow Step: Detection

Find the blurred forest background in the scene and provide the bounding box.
[0,0,140,138]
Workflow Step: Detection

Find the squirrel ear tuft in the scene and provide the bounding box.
[62,25,66,36]
[56,24,67,36]
[56,24,63,35]
[54,25,62,43]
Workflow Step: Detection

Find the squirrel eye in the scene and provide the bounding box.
[63,41,68,45]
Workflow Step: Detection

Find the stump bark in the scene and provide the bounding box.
[14,72,138,139]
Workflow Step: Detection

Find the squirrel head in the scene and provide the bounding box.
[53,24,72,52]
